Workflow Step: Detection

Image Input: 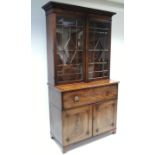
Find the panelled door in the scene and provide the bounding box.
[93,100,117,136]
[63,106,92,146]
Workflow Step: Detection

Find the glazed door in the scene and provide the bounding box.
[56,15,85,84]
[87,19,111,81]
[93,100,117,136]
[63,106,92,146]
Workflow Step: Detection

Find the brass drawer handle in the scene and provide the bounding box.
[74,96,80,102]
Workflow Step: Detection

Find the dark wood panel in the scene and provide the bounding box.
[93,100,117,136]
[50,104,63,144]
[62,106,92,146]
[46,13,56,85]
[48,86,62,110]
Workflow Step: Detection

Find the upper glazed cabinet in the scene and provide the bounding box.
[43,2,115,85]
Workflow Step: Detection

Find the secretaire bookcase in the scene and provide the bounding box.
[42,1,119,153]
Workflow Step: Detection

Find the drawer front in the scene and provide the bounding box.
[63,84,118,109]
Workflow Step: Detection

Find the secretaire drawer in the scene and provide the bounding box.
[63,84,118,109]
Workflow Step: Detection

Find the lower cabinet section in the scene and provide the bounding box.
[62,106,92,146]
[62,99,117,146]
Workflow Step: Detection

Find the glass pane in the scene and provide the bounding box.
[77,28,83,50]
[56,16,84,84]
[88,20,110,80]
[57,17,76,26]
[89,23,110,51]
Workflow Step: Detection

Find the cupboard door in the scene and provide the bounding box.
[63,106,92,146]
[56,16,85,84]
[93,100,117,136]
[87,20,111,81]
